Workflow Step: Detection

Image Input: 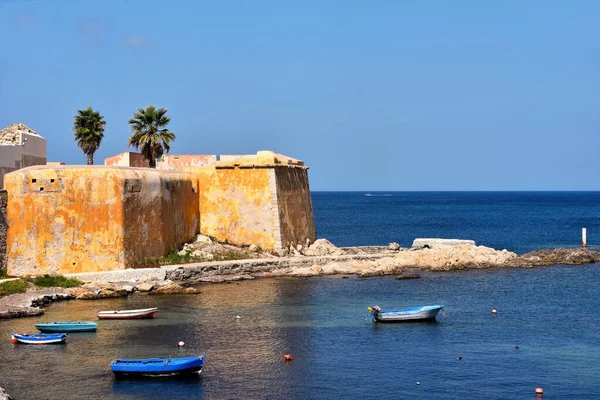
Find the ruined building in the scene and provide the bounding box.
[2,150,315,276]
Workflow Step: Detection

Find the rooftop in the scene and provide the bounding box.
[0,123,42,145]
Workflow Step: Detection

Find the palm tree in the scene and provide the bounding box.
[73,107,106,165]
[127,105,175,168]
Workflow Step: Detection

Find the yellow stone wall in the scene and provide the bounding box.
[5,166,198,275]
[3,150,315,275]
[196,151,316,250]
[197,166,279,249]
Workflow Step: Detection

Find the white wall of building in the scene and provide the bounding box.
[0,132,47,187]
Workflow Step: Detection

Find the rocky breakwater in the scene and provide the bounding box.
[166,239,401,283]
[179,239,600,283]
[0,287,75,319]
[65,281,200,299]
[0,280,200,320]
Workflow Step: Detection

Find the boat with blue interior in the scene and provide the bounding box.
[35,321,97,333]
[110,354,205,379]
[367,305,444,323]
[11,331,68,344]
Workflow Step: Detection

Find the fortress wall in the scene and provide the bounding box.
[5,166,198,275]
[274,166,316,249]
[197,166,278,249]
[157,155,217,171]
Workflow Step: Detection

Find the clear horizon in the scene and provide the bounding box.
[1,0,599,191]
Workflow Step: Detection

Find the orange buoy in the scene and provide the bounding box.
[283,354,293,361]
[265,273,271,278]
[491,309,497,314]
[535,388,543,395]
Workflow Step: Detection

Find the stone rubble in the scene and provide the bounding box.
[304,238,344,256]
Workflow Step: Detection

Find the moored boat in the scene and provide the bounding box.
[35,321,97,333]
[98,308,158,320]
[110,354,205,379]
[11,331,67,344]
[367,304,444,323]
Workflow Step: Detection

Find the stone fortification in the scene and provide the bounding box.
[105,150,316,251]
[5,166,199,275]
[196,151,316,250]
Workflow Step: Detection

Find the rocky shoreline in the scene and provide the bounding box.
[1,238,599,320]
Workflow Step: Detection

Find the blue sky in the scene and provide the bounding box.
[1,0,599,190]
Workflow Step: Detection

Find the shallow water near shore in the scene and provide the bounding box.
[2,264,600,399]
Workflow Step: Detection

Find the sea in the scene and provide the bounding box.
[1,191,599,400]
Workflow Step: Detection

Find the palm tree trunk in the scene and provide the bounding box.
[149,158,156,168]
[87,153,94,165]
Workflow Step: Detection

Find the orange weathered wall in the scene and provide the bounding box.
[157,155,217,171]
[5,166,198,275]
[275,167,316,248]
[197,166,279,249]
[105,152,150,168]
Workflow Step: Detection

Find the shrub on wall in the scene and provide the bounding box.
[0,279,27,295]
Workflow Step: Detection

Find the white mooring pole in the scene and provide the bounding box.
[582,228,587,248]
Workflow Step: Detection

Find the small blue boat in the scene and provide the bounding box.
[11,331,67,344]
[35,321,97,333]
[367,305,444,323]
[110,354,205,379]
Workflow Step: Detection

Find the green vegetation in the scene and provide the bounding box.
[0,279,28,296]
[144,250,249,266]
[32,274,83,288]
[73,106,106,165]
[127,105,175,168]
[0,269,7,279]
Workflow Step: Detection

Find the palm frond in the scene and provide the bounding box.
[127,105,176,167]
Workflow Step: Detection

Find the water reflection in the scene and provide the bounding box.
[1,268,600,399]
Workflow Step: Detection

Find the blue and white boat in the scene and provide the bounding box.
[11,331,67,344]
[35,321,97,333]
[367,305,444,323]
[110,354,205,379]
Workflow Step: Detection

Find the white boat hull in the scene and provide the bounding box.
[11,335,66,344]
[98,308,158,320]
[371,305,444,323]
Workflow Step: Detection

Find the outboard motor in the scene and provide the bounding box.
[367,306,381,322]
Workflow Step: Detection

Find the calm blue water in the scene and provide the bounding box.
[313,191,600,253]
[1,192,599,399]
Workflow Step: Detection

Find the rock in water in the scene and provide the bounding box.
[304,239,344,256]
[149,283,200,295]
[388,242,400,251]
[137,283,155,292]
[395,273,421,280]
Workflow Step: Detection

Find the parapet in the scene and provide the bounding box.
[215,151,306,169]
